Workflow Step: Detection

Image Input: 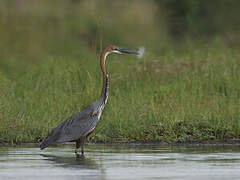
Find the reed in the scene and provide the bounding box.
[0,45,239,143]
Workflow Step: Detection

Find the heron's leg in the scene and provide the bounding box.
[81,145,84,155]
[75,139,81,154]
[80,136,86,155]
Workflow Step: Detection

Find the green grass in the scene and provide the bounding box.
[0,45,239,144]
[0,1,239,145]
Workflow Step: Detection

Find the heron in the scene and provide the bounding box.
[40,45,140,155]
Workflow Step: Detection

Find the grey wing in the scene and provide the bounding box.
[40,104,99,149]
[57,113,99,142]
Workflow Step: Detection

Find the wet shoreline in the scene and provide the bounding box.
[1,140,240,147]
[1,144,240,180]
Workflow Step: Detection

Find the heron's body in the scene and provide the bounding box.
[40,45,138,155]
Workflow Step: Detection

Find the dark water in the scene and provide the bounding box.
[0,144,240,180]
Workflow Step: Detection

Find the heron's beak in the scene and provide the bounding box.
[116,48,138,55]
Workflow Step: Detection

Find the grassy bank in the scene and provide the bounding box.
[0,44,239,144]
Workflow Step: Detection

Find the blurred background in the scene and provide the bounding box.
[1,0,240,74]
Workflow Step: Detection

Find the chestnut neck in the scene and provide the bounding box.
[100,50,109,102]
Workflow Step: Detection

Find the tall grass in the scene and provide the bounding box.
[0,1,239,144]
[0,45,239,143]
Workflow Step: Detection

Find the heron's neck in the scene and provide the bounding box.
[100,51,109,104]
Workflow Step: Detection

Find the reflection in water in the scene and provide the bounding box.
[41,153,100,169]
[0,145,240,180]
[40,153,106,180]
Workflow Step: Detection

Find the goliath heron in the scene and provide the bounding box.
[40,45,140,155]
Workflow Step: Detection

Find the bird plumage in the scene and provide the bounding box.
[40,101,101,149]
[40,81,108,149]
[40,45,138,155]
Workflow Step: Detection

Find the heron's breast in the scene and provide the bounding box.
[97,103,106,119]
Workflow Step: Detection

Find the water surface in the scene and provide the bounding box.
[0,144,240,180]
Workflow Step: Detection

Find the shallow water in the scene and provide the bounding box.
[0,144,240,180]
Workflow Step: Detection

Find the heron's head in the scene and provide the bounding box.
[103,45,139,56]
